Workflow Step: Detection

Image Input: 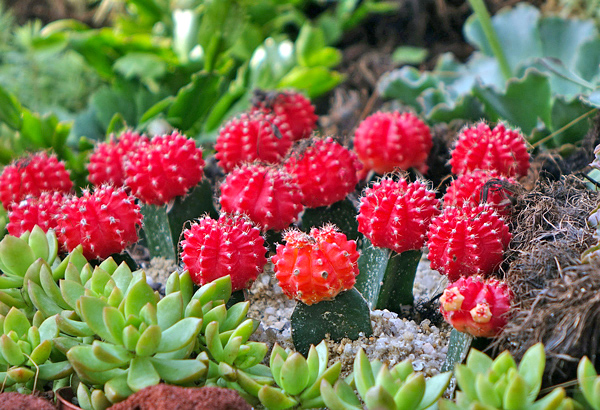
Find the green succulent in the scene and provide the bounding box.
[439,343,579,410]
[63,271,205,406]
[0,307,71,393]
[577,356,600,410]
[239,340,341,410]
[320,347,451,410]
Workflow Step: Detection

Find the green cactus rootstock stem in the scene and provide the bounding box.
[355,239,421,312]
[140,203,176,260]
[467,0,512,80]
[441,329,473,373]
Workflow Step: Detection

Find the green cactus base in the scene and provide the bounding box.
[355,238,421,312]
[291,288,372,356]
[140,203,176,260]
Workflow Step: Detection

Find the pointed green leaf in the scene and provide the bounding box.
[417,371,452,410]
[37,360,72,380]
[103,306,125,346]
[104,373,134,404]
[28,280,63,317]
[157,292,183,331]
[79,296,116,343]
[518,342,545,399]
[128,356,160,392]
[67,345,121,372]
[150,357,207,384]
[503,371,528,409]
[258,385,298,410]
[364,385,395,410]
[122,325,141,352]
[157,317,202,353]
[354,348,375,399]
[0,334,24,366]
[136,324,162,357]
[27,225,49,262]
[124,278,157,319]
[92,341,133,366]
[4,307,30,338]
[56,315,95,337]
[0,235,36,277]
[279,352,310,396]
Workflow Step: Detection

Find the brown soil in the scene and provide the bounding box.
[107,385,252,410]
[0,391,56,410]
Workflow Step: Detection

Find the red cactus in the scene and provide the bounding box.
[251,90,318,141]
[272,225,360,305]
[353,111,432,174]
[7,192,69,237]
[427,205,511,282]
[284,137,362,208]
[0,152,72,210]
[443,170,516,217]
[215,111,293,173]
[440,276,513,337]
[124,131,204,205]
[180,213,267,291]
[88,130,149,187]
[449,122,530,178]
[357,177,440,253]
[219,163,303,231]
[58,185,142,260]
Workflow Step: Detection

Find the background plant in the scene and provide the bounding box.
[379,2,600,148]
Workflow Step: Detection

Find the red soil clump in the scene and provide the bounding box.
[108,385,252,410]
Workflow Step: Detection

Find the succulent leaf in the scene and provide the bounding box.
[157,317,202,353]
[150,357,207,384]
[135,324,162,357]
[0,235,36,277]
[258,385,299,410]
[156,292,184,330]
[104,373,134,404]
[517,342,545,400]
[127,356,160,392]
[92,341,133,366]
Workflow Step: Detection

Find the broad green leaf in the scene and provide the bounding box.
[464,3,543,73]
[0,84,22,129]
[114,53,167,81]
[379,66,439,109]
[278,66,343,98]
[473,68,552,134]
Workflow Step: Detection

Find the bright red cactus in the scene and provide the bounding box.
[427,205,511,282]
[7,192,70,237]
[0,152,72,210]
[440,276,513,337]
[219,163,303,231]
[88,130,149,187]
[353,111,432,175]
[125,131,204,205]
[284,137,362,208]
[357,177,440,253]
[443,170,516,217]
[58,185,142,260]
[272,225,360,305]
[215,111,293,173]
[252,90,318,141]
[180,213,267,291]
[449,122,530,178]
